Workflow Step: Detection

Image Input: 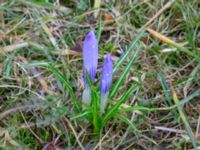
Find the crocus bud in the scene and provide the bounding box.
[100,54,113,111]
[83,30,98,82]
[82,30,98,108]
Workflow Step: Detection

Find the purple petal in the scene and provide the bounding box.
[83,30,98,82]
[100,54,113,95]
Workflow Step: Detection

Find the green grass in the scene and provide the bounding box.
[0,0,200,149]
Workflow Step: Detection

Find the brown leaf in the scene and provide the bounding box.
[104,12,112,24]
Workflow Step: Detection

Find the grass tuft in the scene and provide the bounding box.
[0,0,199,149]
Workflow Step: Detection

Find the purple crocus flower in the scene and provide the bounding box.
[100,54,113,111]
[82,30,98,108]
[83,30,98,82]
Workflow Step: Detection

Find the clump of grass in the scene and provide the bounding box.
[0,0,200,149]
[28,30,145,135]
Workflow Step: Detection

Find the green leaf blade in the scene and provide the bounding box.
[110,44,142,98]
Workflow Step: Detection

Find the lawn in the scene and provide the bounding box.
[0,0,200,149]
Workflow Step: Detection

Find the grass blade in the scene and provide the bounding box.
[147,28,200,63]
[19,61,49,67]
[110,44,141,98]
[158,72,173,106]
[172,90,197,149]
[118,106,153,112]
[71,111,91,120]
[116,114,140,133]
[116,114,157,145]
[97,11,102,42]
[48,64,81,112]
[92,92,101,133]
[113,30,145,74]
[102,84,138,126]
[85,72,101,133]
[116,87,200,113]
[22,0,72,13]
[179,88,200,106]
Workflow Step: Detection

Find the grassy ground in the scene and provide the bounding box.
[0,0,200,149]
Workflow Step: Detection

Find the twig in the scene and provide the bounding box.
[140,0,175,30]
[62,117,85,150]
[0,105,35,120]
[0,42,28,55]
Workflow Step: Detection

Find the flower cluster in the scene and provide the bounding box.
[82,30,113,112]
